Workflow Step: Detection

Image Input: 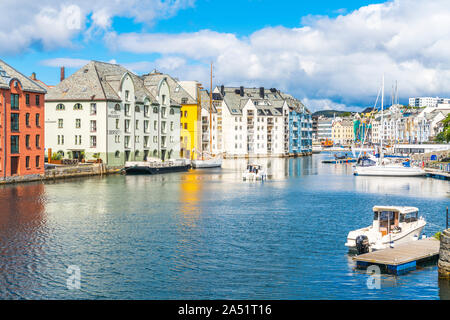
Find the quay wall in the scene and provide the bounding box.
[439,229,450,279]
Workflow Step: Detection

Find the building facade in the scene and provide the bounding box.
[0,60,46,180]
[45,61,181,166]
[332,119,354,145]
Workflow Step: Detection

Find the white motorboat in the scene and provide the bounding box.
[345,206,426,254]
[192,156,222,168]
[243,164,267,181]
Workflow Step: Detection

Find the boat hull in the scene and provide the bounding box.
[354,165,426,177]
[191,159,222,168]
[124,165,190,175]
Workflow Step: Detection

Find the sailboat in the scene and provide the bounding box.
[353,76,426,177]
[191,62,223,169]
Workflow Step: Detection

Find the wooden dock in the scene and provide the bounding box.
[425,169,450,180]
[353,238,440,275]
[322,158,356,164]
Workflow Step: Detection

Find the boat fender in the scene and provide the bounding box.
[355,235,369,255]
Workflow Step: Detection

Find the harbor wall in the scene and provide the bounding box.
[439,229,450,279]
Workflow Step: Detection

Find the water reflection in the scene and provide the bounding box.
[0,183,47,299]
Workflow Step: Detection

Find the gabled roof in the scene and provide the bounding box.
[141,71,196,105]
[46,61,156,103]
[0,59,47,93]
[199,90,217,113]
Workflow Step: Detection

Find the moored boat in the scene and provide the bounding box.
[123,159,191,175]
[243,164,267,181]
[345,206,426,254]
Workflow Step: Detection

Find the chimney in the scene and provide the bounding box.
[60,66,65,82]
[220,85,225,96]
[31,72,36,80]
[259,87,264,98]
[240,86,244,97]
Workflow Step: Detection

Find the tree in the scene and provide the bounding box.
[434,114,450,143]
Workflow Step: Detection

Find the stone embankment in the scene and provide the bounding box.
[439,229,450,279]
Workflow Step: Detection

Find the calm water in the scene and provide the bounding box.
[0,153,449,300]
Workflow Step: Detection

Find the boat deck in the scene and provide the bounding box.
[353,238,440,275]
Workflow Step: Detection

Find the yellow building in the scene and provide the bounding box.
[178,81,202,159]
[332,119,355,145]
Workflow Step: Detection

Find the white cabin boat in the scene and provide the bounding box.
[243,164,267,181]
[353,163,426,177]
[345,206,426,254]
[191,154,222,168]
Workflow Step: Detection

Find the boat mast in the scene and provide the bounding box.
[209,62,213,154]
[380,74,384,164]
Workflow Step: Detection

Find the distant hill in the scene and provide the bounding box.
[312,110,356,118]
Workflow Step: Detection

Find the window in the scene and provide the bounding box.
[181,98,188,104]
[90,120,97,132]
[135,120,139,130]
[115,119,120,129]
[90,103,97,115]
[154,121,157,130]
[90,136,97,148]
[26,135,30,148]
[75,119,81,128]
[170,108,174,115]
[153,107,158,113]
[75,135,81,145]
[35,156,40,168]
[11,136,19,154]
[11,114,19,132]
[144,105,149,117]
[58,119,63,128]
[162,94,166,105]
[170,122,174,131]
[26,156,30,168]
[125,120,130,133]
[26,113,30,126]
[35,95,40,106]
[26,94,30,105]
[153,136,158,143]
[35,113,40,127]
[144,136,149,147]
[56,104,65,110]
[115,151,120,158]
[114,104,121,111]
[11,94,19,110]
[125,104,130,116]
[184,123,188,130]
[57,135,64,145]
[135,106,140,113]
[144,120,149,133]
[35,135,40,148]
[115,135,120,143]
[184,111,188,118]
[74,103,83,110]
[125,90,129,101]
[135,136,140,143]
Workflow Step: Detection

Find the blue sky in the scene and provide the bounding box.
[1,0,449,111]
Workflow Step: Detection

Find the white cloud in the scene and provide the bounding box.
[0,0,195,54]
[41,58,90,68]
[106,0,450,109]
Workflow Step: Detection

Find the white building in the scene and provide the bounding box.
[409,97,450,108]
[216,86,290,157]
[45,61,181,166]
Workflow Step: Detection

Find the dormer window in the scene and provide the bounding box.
[125,90,129,101]
[162,94,166,105]
[74,103,83,110]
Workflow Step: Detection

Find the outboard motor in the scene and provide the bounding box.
[355,235,369,255]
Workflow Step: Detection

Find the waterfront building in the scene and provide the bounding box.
[0,60,47,181]
[216,86,290,157]
[409,97,450,108]
[317,117,333,141]
[199,89,220,154]
[45,61,181,166]
[281,93,313,155]
[332,118,354,145]
[142,73,197,159]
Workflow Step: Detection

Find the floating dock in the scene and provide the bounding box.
[322,158,356,164]
[425,169,450,181]
[353,238,440,275]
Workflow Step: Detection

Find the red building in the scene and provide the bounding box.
[0,60,47,180]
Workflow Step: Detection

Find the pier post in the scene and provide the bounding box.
[438,228,450,279]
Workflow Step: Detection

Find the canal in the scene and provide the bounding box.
[0,153,449,299]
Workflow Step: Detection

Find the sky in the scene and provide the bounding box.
[1,0,449,112]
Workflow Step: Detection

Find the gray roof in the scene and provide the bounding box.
[220,86,290,116]
[46,61,156,103]
[141,71,196,105]
[0,59,47,93]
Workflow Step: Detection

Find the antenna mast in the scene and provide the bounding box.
[209,62,213,154]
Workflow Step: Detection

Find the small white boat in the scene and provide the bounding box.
[354,163,426,176]
[191,156,222,168]
[243,164,267,181]
[345,206,426,254]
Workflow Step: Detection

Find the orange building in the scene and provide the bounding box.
[0,60,47,180]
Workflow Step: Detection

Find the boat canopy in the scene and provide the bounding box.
[372,206,419,215]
